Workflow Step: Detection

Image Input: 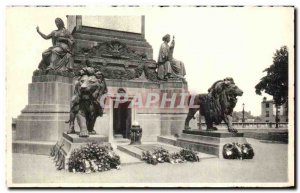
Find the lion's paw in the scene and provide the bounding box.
[67,129,75,134]
[89,130,97,135]
[207,127,218,131]
[79,130,89,137]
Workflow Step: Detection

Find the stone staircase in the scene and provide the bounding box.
[158,130,248,158]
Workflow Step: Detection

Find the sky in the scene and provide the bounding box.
[6,7,294,120]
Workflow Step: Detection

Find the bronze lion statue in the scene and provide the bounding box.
[66,67,107,137]
[184,77,243,133]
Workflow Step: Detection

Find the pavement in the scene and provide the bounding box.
[10,138,290,187]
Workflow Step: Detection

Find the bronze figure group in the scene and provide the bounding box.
[36,18,243,136]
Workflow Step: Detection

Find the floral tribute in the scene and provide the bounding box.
[179,148,200,162]
[222,143,254,160]
[68,143,121,173]
[141,147,200,165]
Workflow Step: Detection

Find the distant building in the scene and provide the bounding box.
[232,111,255,122]
[261,97,288,122]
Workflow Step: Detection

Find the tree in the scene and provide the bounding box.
[255,46,288,127]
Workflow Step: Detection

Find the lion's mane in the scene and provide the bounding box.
[201,83,239,125]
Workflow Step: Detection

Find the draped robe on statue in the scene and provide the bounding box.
[38,28,74,71]
[157,40,186,80]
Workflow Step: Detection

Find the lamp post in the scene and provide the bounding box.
[275,105,279,128]
[242,103,245,128]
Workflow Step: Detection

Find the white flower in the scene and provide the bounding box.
[116,165,121,170]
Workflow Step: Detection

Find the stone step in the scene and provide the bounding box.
[177,137,220,147]
[113,138,130,144]
[62,132,108,143]
[117,142,217,161]
[113,149,144,166]
[117,145,142,159]
[158,130,248,158]
[13,140,56,155]
[158,135,220,157]
[114,134,124,139]
[176,139,220,157]
[157,136,177,146]
[159,134,239,148]
[182,129,244,138]
[180,133,221,144]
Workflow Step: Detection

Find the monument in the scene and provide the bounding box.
[13,15,189,155]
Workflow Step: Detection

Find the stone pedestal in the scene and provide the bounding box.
[13,75,74,155]
[129,125,142,145]
[51,132,109,170]
[177,130,248,158]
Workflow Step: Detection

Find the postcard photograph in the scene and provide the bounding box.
[5,6,295,188]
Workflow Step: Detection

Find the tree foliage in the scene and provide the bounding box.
[255,46,288,106]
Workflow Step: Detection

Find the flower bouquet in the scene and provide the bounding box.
[67,143,121,173]
[141,147,200,165]
[169,152,185,164]
[141,151,158,165]
[222,143,254,160]
[179,149,200,162]
[153,147,170,163]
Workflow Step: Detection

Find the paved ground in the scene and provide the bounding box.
[10,138,289,187]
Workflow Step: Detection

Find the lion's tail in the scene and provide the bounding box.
[187,94,197,119]
[187,95,192,106]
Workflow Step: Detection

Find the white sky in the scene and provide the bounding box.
[6,7,294,120]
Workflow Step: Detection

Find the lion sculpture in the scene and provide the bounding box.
[66,67,107,137]
[184,77,243,133]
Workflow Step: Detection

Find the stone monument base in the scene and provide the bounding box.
[51,132,110,170]
[176,130,248,158]
[13,75,74,155]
